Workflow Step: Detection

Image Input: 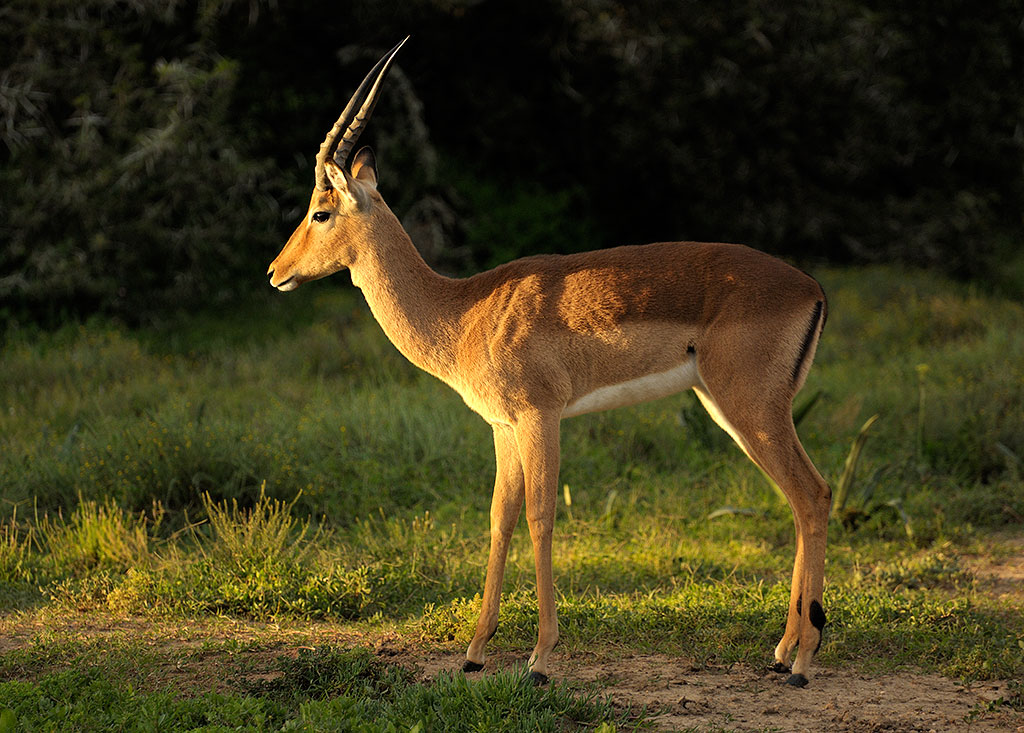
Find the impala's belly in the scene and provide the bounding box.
[563,356,700,418]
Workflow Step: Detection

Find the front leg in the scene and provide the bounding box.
[514,410,562,684]
[465,424,525,671]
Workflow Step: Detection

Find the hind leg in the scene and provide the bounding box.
[694,384,830,685]
[771,523,804,674]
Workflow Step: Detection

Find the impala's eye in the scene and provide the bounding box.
[312,211,330,223]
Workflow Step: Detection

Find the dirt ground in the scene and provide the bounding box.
[397,648,1022,733]
[578,662,1020,733]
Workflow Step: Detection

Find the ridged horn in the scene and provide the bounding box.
[314,36,409,191]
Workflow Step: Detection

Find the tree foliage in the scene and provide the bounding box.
[0,1,282,323]
[2,0,1022,323]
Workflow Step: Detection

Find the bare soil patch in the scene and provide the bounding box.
[399,648,1022,733]
[563,654,1018,732]
[966,535,1024,603]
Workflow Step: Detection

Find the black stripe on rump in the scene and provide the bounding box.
[791,300,824,384]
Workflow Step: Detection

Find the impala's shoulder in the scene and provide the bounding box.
[475,252,569,280]
[456,254,567,307]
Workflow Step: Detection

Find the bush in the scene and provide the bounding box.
[0,0,283,325]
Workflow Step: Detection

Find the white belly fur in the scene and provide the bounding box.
[563,357,701,418]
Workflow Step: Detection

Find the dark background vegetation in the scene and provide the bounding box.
[2,0,1022,325]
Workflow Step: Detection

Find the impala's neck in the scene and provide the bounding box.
[348,209,461,380]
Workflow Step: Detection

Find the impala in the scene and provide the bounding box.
[268,39,831,687]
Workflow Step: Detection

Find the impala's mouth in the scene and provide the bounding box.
[268,267,300,292]
[273,275,298,292]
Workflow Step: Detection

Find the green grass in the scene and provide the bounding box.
[2,266,1024,730]
[0,645,629,732]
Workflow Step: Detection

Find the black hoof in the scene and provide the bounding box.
[529,671,549,686]
[462,660,484,673]
[769,662,791,674]
[784,673,809,688]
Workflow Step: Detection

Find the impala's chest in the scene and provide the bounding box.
[453,384,504,424]
[442,356,543,425]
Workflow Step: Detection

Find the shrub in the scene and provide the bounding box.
[0,0,283,325]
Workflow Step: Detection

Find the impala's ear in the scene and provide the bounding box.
[350,147,378,188]
[324,159,367,210]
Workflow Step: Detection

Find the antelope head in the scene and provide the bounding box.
[268,38,407,292]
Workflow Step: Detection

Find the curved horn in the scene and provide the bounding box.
[314,36,409,191]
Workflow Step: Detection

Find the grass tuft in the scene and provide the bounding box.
[39,497,157,575]
[198,486,319,569]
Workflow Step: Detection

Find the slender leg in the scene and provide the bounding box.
[695,383,830,685]
[514,411,561,684]
[772,527,804,673]
[788,492,828,683]
[465,424,525,671]
[743,421,830,686]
